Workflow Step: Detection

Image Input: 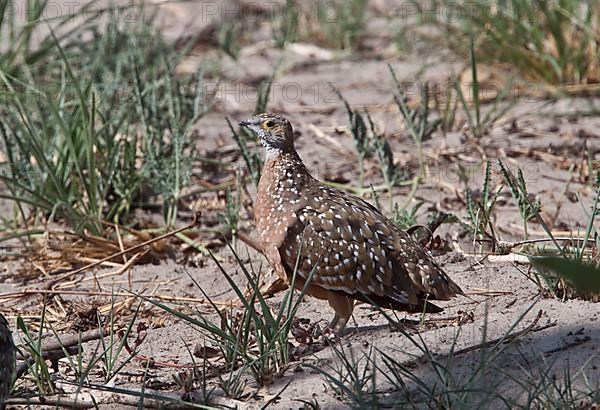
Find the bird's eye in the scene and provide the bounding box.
[265,120,275,128]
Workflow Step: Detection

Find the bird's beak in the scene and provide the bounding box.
[239,117,261,136]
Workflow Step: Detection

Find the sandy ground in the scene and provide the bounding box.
[1,0,599,408]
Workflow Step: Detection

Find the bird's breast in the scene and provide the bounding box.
[255,160,309,248]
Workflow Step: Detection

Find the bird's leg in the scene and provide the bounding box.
[333,313,351,334]
[329,314,340,329]
[327,293,354,335]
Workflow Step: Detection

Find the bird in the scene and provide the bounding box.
[239,113,463,333]
[0,313,16,407]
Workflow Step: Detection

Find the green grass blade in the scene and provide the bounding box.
[530,256,600,293]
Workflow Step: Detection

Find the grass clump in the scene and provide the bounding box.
[338,94,372,188]
[146,243,316,387]
[0,1,211,233]
[134,63,208,227]
[338,83,410,192]
[528,185,600,300]
[317,0,368,50]
[270,0,369,50]
[309,301,596,408]
[218,23,241,60]
[314,301,596,408]
[308,343,379,407]
[16,306,56,396]
[392,202,424,231]
[13,300,212,408]
[388,66,441,209]
[337,68,438,206]
[367,113,411,192]
[454,36,515,138]
[272,0,300,48]
[426,0,600,86]
[498,161,541,240]
[389,65,439,179]
[499,161,600,300]
[464,161,503,251]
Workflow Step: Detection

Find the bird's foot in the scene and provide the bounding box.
[319,325,340,345]
[330,313,351,336]
[312,314,349,344]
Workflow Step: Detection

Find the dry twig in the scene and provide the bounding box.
[15,328,106,379]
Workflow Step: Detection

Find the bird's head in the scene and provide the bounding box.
[239,113,294,156]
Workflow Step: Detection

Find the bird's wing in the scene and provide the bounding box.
[279,185,463,306]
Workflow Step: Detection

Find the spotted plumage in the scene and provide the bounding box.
[240,113,464,332]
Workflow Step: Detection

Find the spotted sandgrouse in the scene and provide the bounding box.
[240,113,463,333]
